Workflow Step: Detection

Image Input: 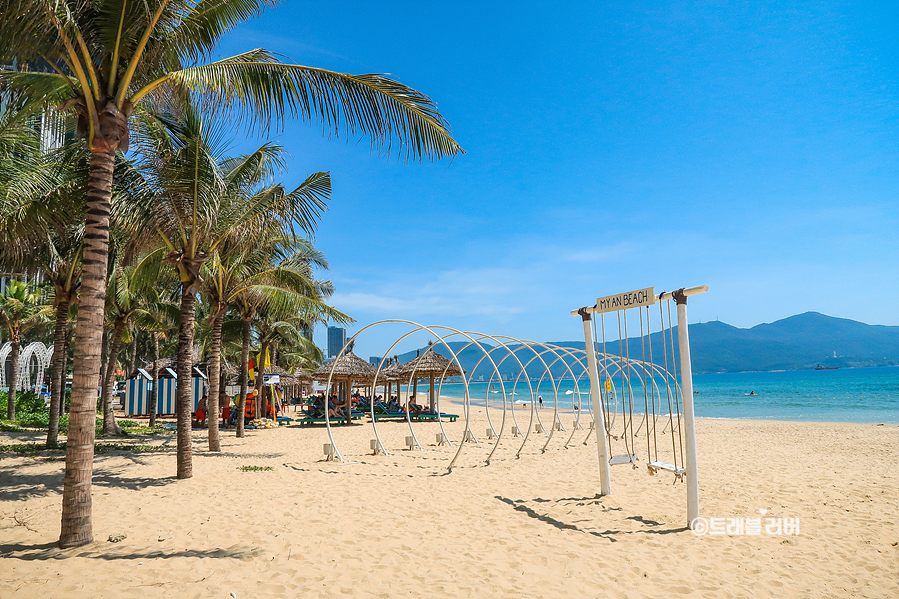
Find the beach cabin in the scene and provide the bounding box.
[124,369,152,416]
[124,365,207,416]
[192,366,208,411]
[156,368,177,415]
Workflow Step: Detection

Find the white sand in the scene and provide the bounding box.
[1,403,897,598]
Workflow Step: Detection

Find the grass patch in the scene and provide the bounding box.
[0,420,25,432]
[0,442,167,455]
[94,443,167,453]
[237,465,274,472]
[119,424,175,435]
[0,443,62,455]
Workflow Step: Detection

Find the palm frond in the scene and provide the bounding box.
[163,50,464,161]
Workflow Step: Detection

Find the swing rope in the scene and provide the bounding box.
[594,313,614,460]
[666,299,686,470]
[639,306,651,464]
[646,305,659,465]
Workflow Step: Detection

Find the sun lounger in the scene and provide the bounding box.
[297,412,365,426]
[413,413,458,423]
[371,412,409,422]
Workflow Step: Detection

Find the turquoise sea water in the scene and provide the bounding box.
[434,366,899,424]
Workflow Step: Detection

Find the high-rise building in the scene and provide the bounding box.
[369,357,382,366]
[327,327,347,358]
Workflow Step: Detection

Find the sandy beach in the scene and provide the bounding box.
[1,404,897,598]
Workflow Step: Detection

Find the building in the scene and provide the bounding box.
[327,327,347,358]
[369,357,382,366]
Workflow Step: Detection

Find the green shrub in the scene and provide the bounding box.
[0,419,24,432]
[0,390,47,416]
[17,412,49,428]
[16,391,45,415]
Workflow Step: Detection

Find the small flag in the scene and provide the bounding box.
[248,358,255,384]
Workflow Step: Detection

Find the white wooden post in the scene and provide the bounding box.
[674,290,700,528]
[579,309,612,496]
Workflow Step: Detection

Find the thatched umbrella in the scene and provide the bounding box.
[312,342,376,424]
[373,357,404,404]
[398,341,464,412]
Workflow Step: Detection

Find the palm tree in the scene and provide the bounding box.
[203,231,349,447]
[0,92,83,445]
[0,279,48,420]
[2,0,462,548]
[99,260,153,435]
[126,103,339,477]
[132,286,179,428]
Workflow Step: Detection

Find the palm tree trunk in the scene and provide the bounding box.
[150,332,159,427]
[130,330,139,373]
[236,318,250,438]
[60,146,116,549]
[60,331,70,417]
[206,308,224,452]
[176,287,197,479]
[101,322,124,436]
[99,328,108,398]
[47,300,69,446]
[7,337,19,420]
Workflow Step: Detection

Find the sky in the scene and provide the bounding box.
[217,1,899,359]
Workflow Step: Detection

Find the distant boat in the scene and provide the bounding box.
[815,364,839,370]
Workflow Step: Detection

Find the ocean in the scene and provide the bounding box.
[433,366,899,424]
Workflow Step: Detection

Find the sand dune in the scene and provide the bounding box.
[1,405,897,598]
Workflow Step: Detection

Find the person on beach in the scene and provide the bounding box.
[195,394,208,428]
[220,392,231,427]
[538,395,543,409]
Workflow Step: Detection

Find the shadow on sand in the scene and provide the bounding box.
[494,495,687,541]
[0,542,259,561]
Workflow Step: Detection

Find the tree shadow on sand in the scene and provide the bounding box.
[0,542,260,561]
[0,465,177,501]
[494,496,687,541]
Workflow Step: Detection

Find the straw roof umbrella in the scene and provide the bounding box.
[398,342,464,412]
[374,357,404,406]
[312,342,376,424]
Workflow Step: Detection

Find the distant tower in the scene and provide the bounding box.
[327,326,347,358]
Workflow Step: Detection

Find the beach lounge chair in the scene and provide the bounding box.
[413,412,458,423]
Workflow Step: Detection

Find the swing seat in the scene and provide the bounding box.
[647,461,686,476]
[609,453,638,465]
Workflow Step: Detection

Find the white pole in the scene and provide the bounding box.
[674,292,700,528]
[579,309,612,496]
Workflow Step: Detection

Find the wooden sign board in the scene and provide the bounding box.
[595,287,655,314]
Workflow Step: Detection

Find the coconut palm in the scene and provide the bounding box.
[0,279,49,420]
[125,103,337,477]
[200,229,348,450]
[98,260,154,435]
[0,96,84,445]
[132,284,179,427]
[251,303,328,412]
[2,0,462,548]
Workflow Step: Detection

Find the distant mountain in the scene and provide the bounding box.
[388,312,899,377]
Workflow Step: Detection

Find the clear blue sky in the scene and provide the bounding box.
[218,1,899,359]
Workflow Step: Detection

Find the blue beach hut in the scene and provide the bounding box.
[156,368,177,415]
[125,369,153,416]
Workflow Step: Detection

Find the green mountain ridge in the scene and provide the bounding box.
[389,312,899,376]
